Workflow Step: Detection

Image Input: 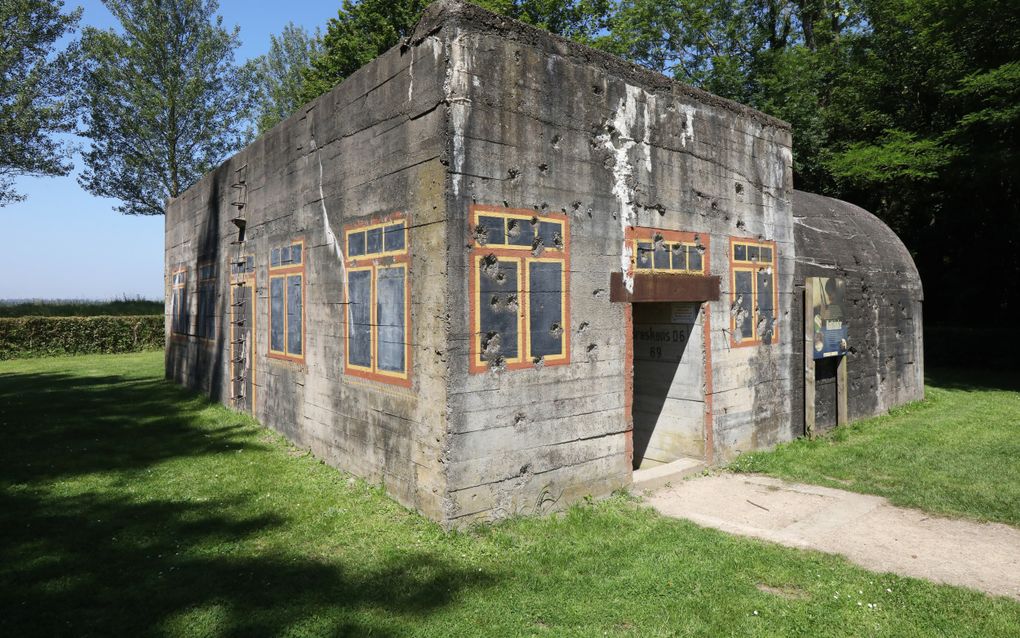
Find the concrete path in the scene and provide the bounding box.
[645,474,1020,600]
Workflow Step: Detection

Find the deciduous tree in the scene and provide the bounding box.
[78,0,252,215]
[0,0,81,206]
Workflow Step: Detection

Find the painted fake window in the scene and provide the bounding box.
[269,240,305,362]
[469,206,570,372]
[627,227,707,275]
[344,215,410,386]
[196,262,217,341]
[171,268,188,335]
[730,238,778,346]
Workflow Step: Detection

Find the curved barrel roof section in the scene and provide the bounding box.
[792,190,923,299]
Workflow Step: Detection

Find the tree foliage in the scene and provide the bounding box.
[301,0,612,103]
[245,22,322,134]
[78,0,252,215]
[0,0,81,206]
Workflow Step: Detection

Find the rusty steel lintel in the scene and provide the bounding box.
[609,272,721,303]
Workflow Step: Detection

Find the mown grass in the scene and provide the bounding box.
[731,369,1020,527]
[1,353,1017,637]
[0,298,163,317]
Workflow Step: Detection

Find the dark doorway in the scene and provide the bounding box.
[631,302,705,469]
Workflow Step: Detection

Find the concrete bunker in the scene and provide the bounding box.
[164,0,923,526]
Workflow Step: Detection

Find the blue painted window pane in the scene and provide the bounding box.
[376,267,406,373]
[760,246,773,263]
[348,232,366,257]
[636,242,652,269]
[528,261,564,358]
[671,244,688,271]
[246,256,255,272]
[537,221,561,249]
[478,259,519,361]
[734,270,754,341]
[366,227,383,254]
[281,246,291,264]
[747,245,760,262]
[477,216,505,245]
[347,270,372,367]
[383,223,405,252]
[270,278,285,351]
[506,218,535,246]
[688,247,703,272]
[734,244,746,261]
[287,275,302,355]
[271,248,281,267]
[291,244,302,265]
[757,269,774,344]
[654,242,670,269]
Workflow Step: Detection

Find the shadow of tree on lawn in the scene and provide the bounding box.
[0,369,493,636]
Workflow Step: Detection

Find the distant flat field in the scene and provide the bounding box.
[1,352,1017,636]
[0,299,163,317]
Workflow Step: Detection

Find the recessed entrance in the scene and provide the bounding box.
[631,301,706,470]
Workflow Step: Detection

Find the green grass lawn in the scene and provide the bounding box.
[1,353,1018,637]
[731,369,1020,527]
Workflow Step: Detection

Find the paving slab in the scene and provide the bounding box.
[646,473,1020,600]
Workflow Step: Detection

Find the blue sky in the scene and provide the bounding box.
[0,0,339,301]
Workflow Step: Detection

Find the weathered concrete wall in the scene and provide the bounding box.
[165,32,452,519]
[166,0,924,528]
[430,0,796,523]
[791,190,924,431]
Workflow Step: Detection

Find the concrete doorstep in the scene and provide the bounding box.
[631,457,706,492]
[645,473,1020,601]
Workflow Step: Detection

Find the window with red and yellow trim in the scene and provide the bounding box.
[343,214,411,387]
[729,238,778,346]
[468,206,570,373]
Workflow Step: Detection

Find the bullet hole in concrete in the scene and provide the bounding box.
[735,182,744,194]
[551,134,562,149]
[519,463,531,476]
[652,233,666,250]
[503,200,510,208]
[531,236,545,256]
[549,322,564,338]
[578,321,589,333]
[508,167,521,180]
[481,254,503,281]
[538,163,549,174]
[506,294,518,312]
[586,343,598,362]
[473,224,489,245]
[530,215,539,226]
[552,232,564,250]
[481,331,501,357]
[592,84,604,95]
[532,355,545,368]
[593,288,607,299]
[571,200,582,212]
[513,50,521,63]
[507,219,521,241]
[736,219,746,230]
[602,155,615,170]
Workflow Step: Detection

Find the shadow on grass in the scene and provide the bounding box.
[0,369,492,636]
[925,366,1020,393]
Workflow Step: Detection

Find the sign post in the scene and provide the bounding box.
[804,277,849,435]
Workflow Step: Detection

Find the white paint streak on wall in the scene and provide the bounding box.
[407,48,414,102]
[445,31,469,198]
[597,85,643,292]
[680,105,696,147]
[310,137,346,285]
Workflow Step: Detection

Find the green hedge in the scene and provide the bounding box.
[0,316,165,360]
